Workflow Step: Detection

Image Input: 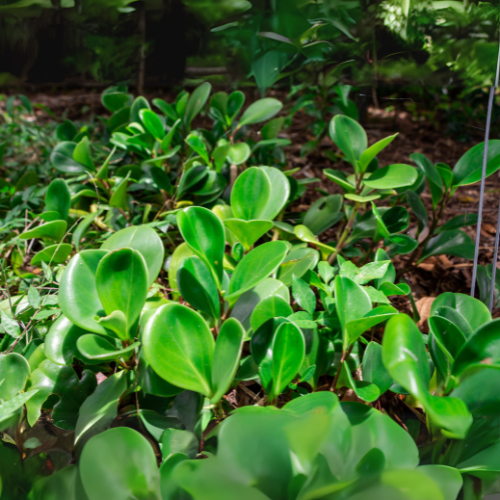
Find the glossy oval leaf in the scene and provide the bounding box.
[45,315,88,365]
[231,167,271,221]
[211,318,245,403]
[59,250,108,335]
[177,206,225,287]
[143,304,214,397]
[329,115,367,169]
[237,98,283,128]
[363,164,417,190]
[30,243,72,266]
[101,225,164,286]
[259,166,290,220]
[419,229,475,263]
[0,353,30,401]
[45,178,71,220]
[95,248,149,339]
[224,219,273,251]
[77,334,138,362]
[20,220,67,242]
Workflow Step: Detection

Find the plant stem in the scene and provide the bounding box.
[329,344,354,392]
[328,202,360,264]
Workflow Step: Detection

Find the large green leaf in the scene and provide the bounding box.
[419,229,475,262]
[140,109,164,140]
[177,255,220,320]
[95,249,149,340]
[363,342,392,394]
[59,250,108,335]
[329,115,367,170]
[101,225,164,286]
[74,370,127,444]
[411,153,443,208]
[45,178,71,220]
[177,206,225,287]
[250,295,293,332]
[143,304,214,397]
[359,134,398,173]
[45,315,88,365]
[363,164,417,190]
[231,167,271,221]
[226,241,289,305]
[0,353,30,401]
[211,318,245,403]
[382,314,471,439]
[346,306,398,343]
[80,427,161,500]
[452,319,500,377]
[452,140,500,187]
[269,323,304,401]
[237,98,283,128]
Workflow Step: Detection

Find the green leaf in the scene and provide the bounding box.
[138,109,163,140]
[338,363,380,402]
[227,143,251,165]
[137,349,183,398]
[250,295,292,332]
[109,174,129,211]
[77,334,138,362]
[359,134,398,172]
[73,137,95,171]
[344,193,380,203]
[101,225,164,286]
[292,276,316,315]
[186,133,211,165]
[303,195,343,235]
[363,342,392,394]
[161,429,199,460]
[0,390,39,423]
[130,95,151,124]
[177,206,225,287]
[59,250,108,335]
[72,211,99,252]
[329,115,367,170]
[259,166,290,220]
[161,118,181,152]
[45,179,70,220]
[31,243,72,266]
[227,90,245,122]
[224,219,273,251]
[80,427,161,500]
[452,140,500,187]
[429,315,467,365]
[211,318,245,403]
[74,371,127,444]
[184,82,212,128]
[237,98,283,128]
[346,306,398,343]
[452,319,500,377]
[324,169,356,193]
[56,119,78,141]
[419,229,475,262]
[95,248,149,340]
[27,285,40,309]
[270,322,305,399]
[44,315,86,365]
[177,256,220,320]
[411,153,443,208]
[406,190,428,232]
[334,276,371,349]
[363,164,417,190]
[143,304,214,397]
[50,141,89,174]
[231,167,271,221]
[0,353,30,401]
[294,225,336,257]
[227,241,289,305]
[1,311,21,338]
[383,314,472,439]
[20,220,67,242]
[435,214,478,234]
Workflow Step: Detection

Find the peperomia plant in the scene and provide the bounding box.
[3,84,500,500]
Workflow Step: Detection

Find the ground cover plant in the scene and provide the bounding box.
[1,84,500,500]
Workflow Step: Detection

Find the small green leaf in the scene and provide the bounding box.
[363,342,392,394]
[45,179,71,220]
[227,241,289,305]
[359,134,398,172]
[419,229,475,262]
[77,334,138,362]
[95,248,149,340]
[109,174,129,211]
[270,322,305,399]
[237,98,283,128]
[211,318,245,403]
[177,206,225,287]
[0,311,21,338]
[20,220,67,242]
[31,244,72,266]
[184,82,212,128]
[224,219,273,251]
[227,143,251,165]
[329,115,367,170]
[0,353,30,401]
[186,133,211,165]
[140,109,165,140]
[250,295,293,332]
[292,276,316,315]
[324,169,356,192]
[73,137,95,171]
[231,167,271,221]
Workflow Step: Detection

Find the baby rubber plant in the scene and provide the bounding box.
[324,114,417,263]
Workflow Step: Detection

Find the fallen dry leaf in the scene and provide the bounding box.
[416,296,435,326]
